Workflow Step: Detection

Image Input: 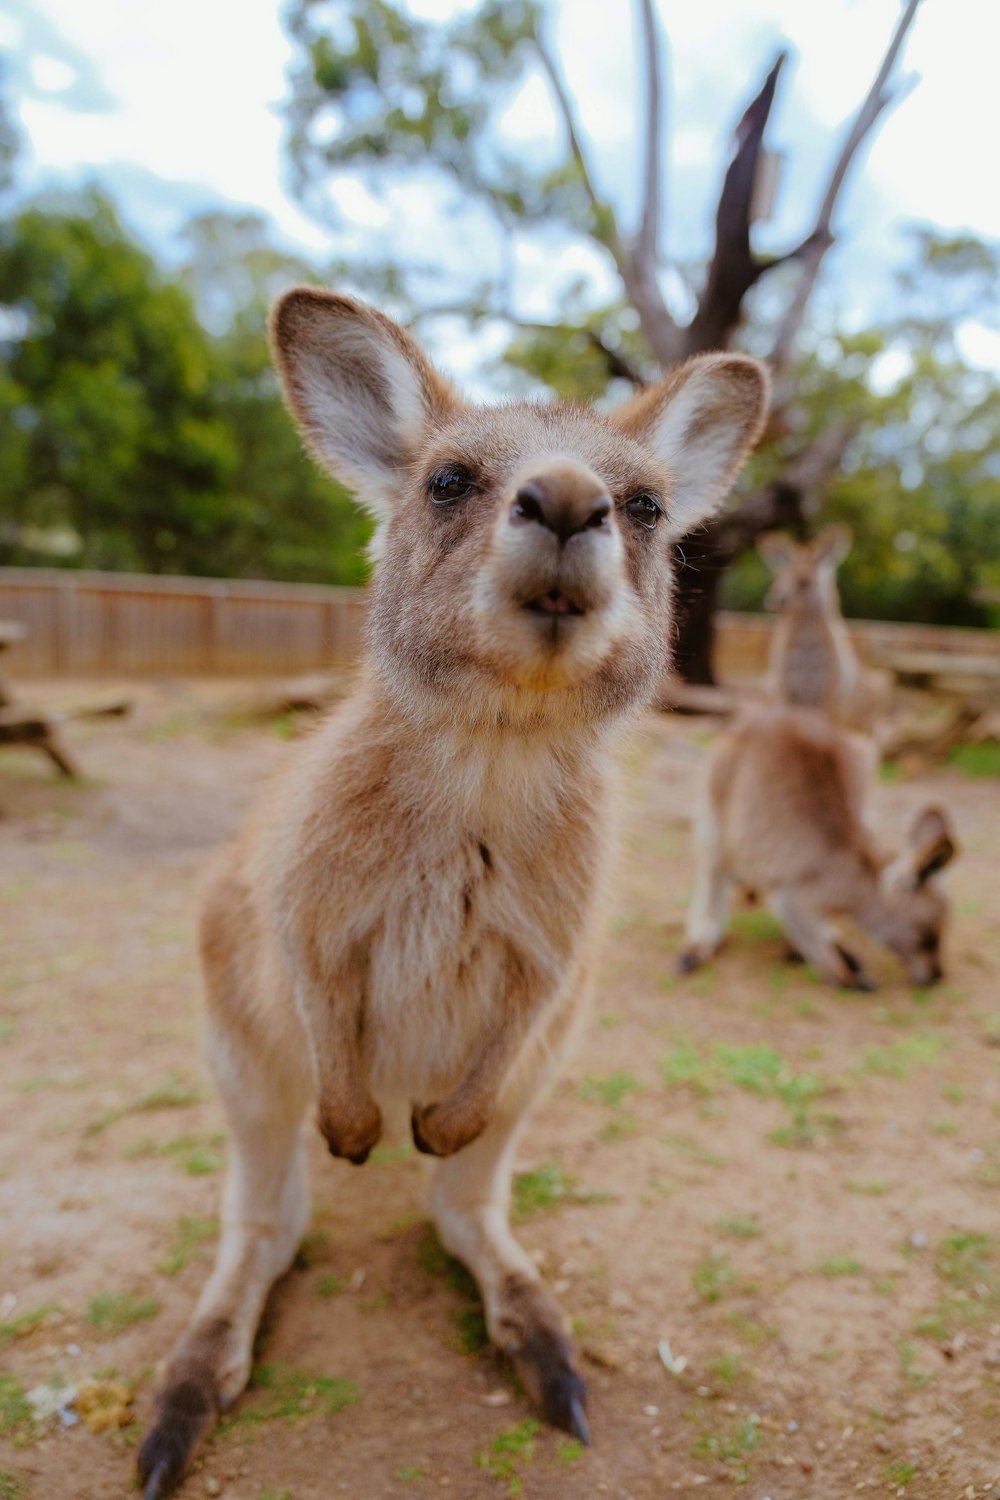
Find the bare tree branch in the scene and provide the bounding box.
[768,0,924,397]
[685,52,787,355]
[585,329,646,386]
[531,29,623,264]
[634,0,664,276]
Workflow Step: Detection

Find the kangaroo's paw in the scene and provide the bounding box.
[319,1095,382,1166]
[411,1098,490,1158]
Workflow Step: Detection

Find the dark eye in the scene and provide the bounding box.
[624,490,664,531]
[428,465,478,505]
[919,931,939,954]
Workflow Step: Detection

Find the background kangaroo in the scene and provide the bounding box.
[679,705,957,990]
[758,527,890,733]
[136,288,768,1498]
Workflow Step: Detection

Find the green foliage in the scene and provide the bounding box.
[156,1215,218,1276]
[0,193,367,584]
[476,1418,541,1494]
[232,1362,361,1425]
[0,1303,62,1350]
[85,1289,160,1336]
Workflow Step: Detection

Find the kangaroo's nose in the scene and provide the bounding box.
[511,479,612,543]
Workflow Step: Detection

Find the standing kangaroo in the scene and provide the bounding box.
[136,289,768,1498]
[758,527,889,732]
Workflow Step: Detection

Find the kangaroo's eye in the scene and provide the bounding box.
[624,490,664,531]
[428,465,478,505]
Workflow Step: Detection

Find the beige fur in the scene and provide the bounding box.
[679,705,958,990]
[758,527,890,732]
[136,290,768,1499]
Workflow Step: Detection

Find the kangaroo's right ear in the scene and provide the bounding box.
[811,525,852,570]
[271,288,460,523]
[756,532,800,572]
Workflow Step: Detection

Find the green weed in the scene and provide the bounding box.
[693,1252,738,1304]
[714,1216,761,1240]
[476,1419,540,1495]
[814,1254,863,1276]
[224,1362,361,1429]
[86,1290,160,1337]
[576,1072,642,1109]
[156,1216,217,1276]
[860,1032,943,1078]
[0,1304,62,1351]
[0,1377,35,1445]
[950,742,1000,778]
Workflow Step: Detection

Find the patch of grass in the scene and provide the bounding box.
[731,910,784,943]
[860,1031,944,1078]
[394,1467,426,1485]
[597,1011,625,1029]
[86,1290,161,1337]
[912,1311,949,1341]
[0,1303,63,1351]
[726,1312,778,1347]
[715,1216,761,1240]
[885,1462,917,1486]
[598,1113,640,1144]
[935,1231,994,1288]
[576,1072,642,1109]
[296,1228,332,1267]
[691,1412,761,1470]
[814,1254,863,1277]
[226,1362,361,1429]
[844,1179,887,1196]
[0,1377,35,1446]
[0,1472,30,1500]
[156,1216,217,1276]
[950,742,1000,778]
[376,1207,421,1242]
[555,1438,586,1463]
[315,1271,345,1299]
[715,1042,785,1095]
[661,1039,715,1097]
[135,1073,203,1111]
[706,1350,745,1389]
[369,1141,416,1166]
[476,1418,540,1495]
[661,1131,728,1167]
[898,1339,934,1389]
[693,1252,738,1304]
[929,1117,958,1135]
[941,1083,967,1103]
[511,1163,614,1220]
[451,1304,489,1355]
[124,1131,225,1175]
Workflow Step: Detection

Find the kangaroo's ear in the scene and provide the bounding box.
[908,805,958,886]
[271,288,460,524]
[611,353,769,538]
[757,532,801,572]
[812,525,852,570]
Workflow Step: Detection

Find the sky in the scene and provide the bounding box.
[3,0,999,376]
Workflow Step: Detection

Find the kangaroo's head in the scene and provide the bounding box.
[876,805,959,985]
[273,290,768,729]
[758,527,851,616]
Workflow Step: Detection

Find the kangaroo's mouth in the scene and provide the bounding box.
[523,589,586,618]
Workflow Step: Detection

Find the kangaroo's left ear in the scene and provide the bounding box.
[812,525,852,570]
[610,353,770,538]
[909,805,958,886]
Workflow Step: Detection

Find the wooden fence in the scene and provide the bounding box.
[0,567,996,679]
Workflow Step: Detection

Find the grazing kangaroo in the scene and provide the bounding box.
[758,527,889,732]
[678,705,958,990]
[136,288,768,1498]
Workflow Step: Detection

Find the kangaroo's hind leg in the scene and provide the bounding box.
[429,991,591,1445]
[137,882,314,1500]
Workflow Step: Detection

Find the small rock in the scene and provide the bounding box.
[787,1419,799,1433]
[204,1479,221,1498]
[984,1348,1000,1367]
[644,1404,659,1417]
[874,1433,891,1453]
[909,1231,928,1250]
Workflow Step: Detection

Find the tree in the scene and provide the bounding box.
[282,0,925,678]
[0,194,369,584]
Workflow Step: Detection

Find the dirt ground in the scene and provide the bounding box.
[1,678,999,1500]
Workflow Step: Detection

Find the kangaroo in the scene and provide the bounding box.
[136,288,768,1498]
[678,705,958,990]
[758,527,889,732]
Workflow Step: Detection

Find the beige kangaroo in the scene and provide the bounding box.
[136,288,768,1498]
[678,705,957,990]
[758,527,889,732]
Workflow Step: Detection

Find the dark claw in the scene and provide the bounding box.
[142,1460,173,1500]
[538,1362,590,1444]
[676,947,701,976]
[346,1146,371,1165]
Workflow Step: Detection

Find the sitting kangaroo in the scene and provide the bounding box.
[678,705,958,990]
[758,527,890,733]
[136,288,768,1498]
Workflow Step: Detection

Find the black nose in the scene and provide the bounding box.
[511,482,612,544]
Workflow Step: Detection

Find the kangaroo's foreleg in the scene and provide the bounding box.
[429,996,590,1444]
[137,1012,313,1500]
[769,887,875,991]
[293,951,383,1164]
[411,948,548,1158]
